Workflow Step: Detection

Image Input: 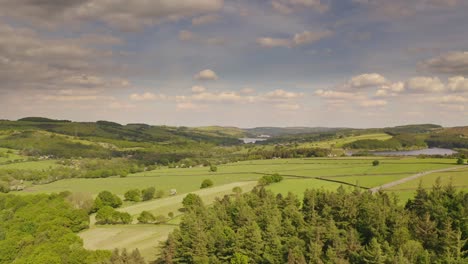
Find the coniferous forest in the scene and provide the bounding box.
[159,183,468,264]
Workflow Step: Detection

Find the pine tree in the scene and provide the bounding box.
[360,238,386,264]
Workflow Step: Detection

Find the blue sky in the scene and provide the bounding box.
[0,0,467,127]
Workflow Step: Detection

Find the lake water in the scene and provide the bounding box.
[371,148,458,156]
[240,138,268,144]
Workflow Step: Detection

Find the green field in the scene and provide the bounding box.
[0,147,24,163]
[388,166,468,191]
[0,159,59,170]
[301,133,393,148]
[22,157,460,196]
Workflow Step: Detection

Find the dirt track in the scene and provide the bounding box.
[369,166,463,193]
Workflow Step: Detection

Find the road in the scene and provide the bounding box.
[369,166,463,194]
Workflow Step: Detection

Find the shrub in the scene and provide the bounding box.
[209,164,218,172]
[137,211,156,224]
[124,189,141,202]
[372,160,380,166]
[96,206,132,225]
[200,179,214,189]
[155,189,165,199]
[457,158,465,165]
[142,187,156,201]
[232,186,243,194]
[258,173,283,186]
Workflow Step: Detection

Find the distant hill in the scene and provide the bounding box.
[244,127,347,137]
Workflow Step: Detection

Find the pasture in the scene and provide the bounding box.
[301,133,393,148]
[23,157,460,197]
[0,159,59,170]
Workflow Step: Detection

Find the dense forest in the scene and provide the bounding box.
[159,184,468,263]
[0,193,110,264]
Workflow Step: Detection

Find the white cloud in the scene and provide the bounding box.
[315,89,363,100]
[264,89,304,100]
[194,69,219,80]
[256,37,291,48]
[406,76,445,93]
[422,51,468,75]
[447,76,468,92]
[192,92,243,103]
[375,82,405,97]
[191,85,207,93]
[293,30,333,46]
[349,73,388,88]
[257,30,332,48]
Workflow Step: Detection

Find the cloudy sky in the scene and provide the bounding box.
[0,0,467,128]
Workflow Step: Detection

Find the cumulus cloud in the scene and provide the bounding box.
[257,30,332,48]
[271,0,328,14]
[447,76,468,92]
[315,89,364,100]
[348,73,388,88]
[173,88,304,111]
[264,89,304,101]
[256,37,291,48]
[422,51,468,75]
[375,82,405,97]
[0,0,224,31]
[0,23,128,92]
[194,69,219,80]
[406,76,445,93]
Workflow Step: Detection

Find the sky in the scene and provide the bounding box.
[0,0,467,128]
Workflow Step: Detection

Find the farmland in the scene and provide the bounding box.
[26,156,458,261]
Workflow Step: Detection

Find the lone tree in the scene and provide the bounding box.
[457,158,465,165]
[372,160,380,166]
[210,164,218,172]
[200,179,214,189]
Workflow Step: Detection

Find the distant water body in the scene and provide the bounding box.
[371,148,457,156]
[240,138,268,144]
